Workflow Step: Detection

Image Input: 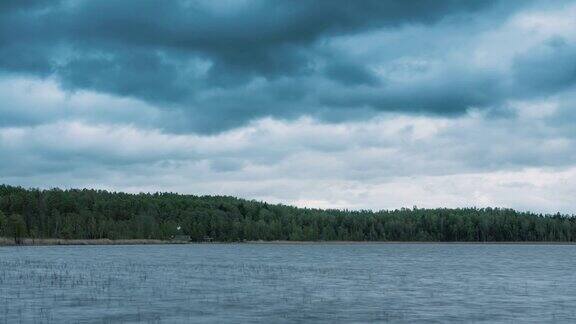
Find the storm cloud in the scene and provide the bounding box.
[0,0,535,132]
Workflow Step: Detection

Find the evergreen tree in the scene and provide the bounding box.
[0,184,574,243]
[7,214,27,244]
[0,210,5,236]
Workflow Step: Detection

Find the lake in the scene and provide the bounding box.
[1,243,575,323]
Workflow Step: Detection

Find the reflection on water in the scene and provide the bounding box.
[1,243,575,323]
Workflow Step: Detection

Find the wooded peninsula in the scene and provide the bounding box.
[0,184,574,244]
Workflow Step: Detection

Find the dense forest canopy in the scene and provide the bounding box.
[0,184,574,242]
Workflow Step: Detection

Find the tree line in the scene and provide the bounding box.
[0,184,575,243]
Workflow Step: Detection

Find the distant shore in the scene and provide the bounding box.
[0,237,182,246]
[2,238,576,246]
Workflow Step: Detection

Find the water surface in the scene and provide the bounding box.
[1,243,575,323]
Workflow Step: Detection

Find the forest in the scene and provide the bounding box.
[0,184,575,243]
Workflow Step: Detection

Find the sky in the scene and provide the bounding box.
[1,0,575,213]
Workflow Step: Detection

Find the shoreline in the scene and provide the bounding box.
[2,238,576,246]
[246,240,576,245]
[0,238,183,246]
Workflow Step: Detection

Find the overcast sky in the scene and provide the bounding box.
[1,0,575,213]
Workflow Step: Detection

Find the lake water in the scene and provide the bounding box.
[1,243,575,323]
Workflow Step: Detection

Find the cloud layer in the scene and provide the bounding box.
[1,0,576,213]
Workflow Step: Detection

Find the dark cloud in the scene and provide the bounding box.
[2,0,573,133]
[58,0,494,74]
[513,38,576,94]
[58,49,193,104]
[324,61,381,86]
[0,0,56,12]
[319,70,504,116]
[0,0,498,121]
